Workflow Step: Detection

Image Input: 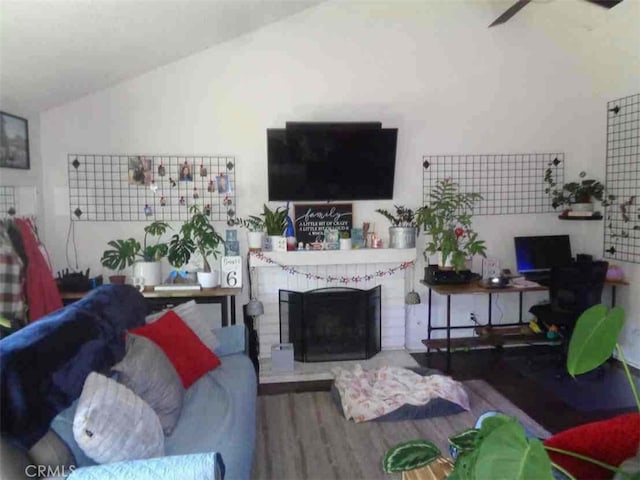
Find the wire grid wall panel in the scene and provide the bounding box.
[422,153,564,215]
[68,154,237,222]
[604,93,640,264]
[0,186,16,216]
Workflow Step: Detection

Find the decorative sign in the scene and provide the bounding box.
[294,203,353,245]
[221,256,242,288]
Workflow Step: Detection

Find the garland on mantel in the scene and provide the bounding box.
[250,251,415,284]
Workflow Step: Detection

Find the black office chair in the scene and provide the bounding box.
[529,260,609,346]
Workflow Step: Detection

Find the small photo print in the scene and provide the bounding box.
[179,162,193,182]
[128,156,152,185]
[216,174,231,194]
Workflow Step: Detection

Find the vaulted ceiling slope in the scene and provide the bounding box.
[0,0,323,115]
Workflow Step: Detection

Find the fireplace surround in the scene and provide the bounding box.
[279,286,381,362]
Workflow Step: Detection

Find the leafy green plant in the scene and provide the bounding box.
[229,215,265,232]
[383,305,639,479]
[375,205,417,227]
[168,205,224,272]
[100,221,171,272]
[416,178,486,271]
[544,170,606,209]
[100,238,140,272]
[261,204,288,236]
[383,439,440,473]
[140,221,171,261]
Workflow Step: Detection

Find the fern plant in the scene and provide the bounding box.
[416,178,486,270]
[375,205,417,227]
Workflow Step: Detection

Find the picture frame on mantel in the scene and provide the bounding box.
[0,111,30,170]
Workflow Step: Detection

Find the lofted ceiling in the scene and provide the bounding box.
[0,0,324,115]
[0,0,632,117]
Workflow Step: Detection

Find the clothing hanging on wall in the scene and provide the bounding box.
[12,218,62,322]
[0,223,25,327]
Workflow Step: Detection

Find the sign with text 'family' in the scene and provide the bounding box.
[293,203,353,245]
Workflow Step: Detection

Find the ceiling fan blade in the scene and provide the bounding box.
[582,0,623,8]
[489,0,532,27]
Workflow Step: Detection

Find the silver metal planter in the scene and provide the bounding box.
[388,227,417,249]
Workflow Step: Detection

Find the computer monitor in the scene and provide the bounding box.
[514,235,573,274]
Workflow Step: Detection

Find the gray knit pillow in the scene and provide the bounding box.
[111,334,184,435]
[73,372,164,464]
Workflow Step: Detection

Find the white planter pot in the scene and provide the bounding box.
[197,270,220,288]
[132,261,162,287]
[247,231,264,251]
[571,202,594,212]
[270,235,287,252]
[339,238,352,250]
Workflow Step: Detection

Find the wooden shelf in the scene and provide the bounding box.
[422,329,559,350]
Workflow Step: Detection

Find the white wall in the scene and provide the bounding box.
[0,110,42,219]
[38,1,640,364]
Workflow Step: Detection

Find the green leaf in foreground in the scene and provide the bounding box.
[567,305,625,376]
[449,428,479,454]
[382,439,441,473]
[474,420,554,480]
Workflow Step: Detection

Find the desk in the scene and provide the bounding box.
[60,287,241,326]
[420,279,628,372]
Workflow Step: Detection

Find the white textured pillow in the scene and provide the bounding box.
[145,300,220,352]
[73,372,164,464]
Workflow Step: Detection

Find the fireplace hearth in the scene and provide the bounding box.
[279,286,381,362]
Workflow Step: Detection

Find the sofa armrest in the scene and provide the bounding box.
[213,324,247,357]
[67,452,224,480]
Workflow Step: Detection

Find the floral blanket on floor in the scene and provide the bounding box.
[332,365,470,423]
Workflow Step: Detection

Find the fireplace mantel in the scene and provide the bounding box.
[249,248,416,267]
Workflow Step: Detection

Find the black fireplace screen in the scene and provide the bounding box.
[279,286,381,362]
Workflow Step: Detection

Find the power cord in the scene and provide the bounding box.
[65,219,79,271]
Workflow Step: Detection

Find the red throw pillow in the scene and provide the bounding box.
[130,310,220,388]
[543,413,640,480]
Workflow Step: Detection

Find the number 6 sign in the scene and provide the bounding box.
[221,256,242,288]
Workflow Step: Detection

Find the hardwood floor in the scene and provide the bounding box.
[411,345,639,434]
[260,345,639,434]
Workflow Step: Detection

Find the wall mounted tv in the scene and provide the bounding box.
[267,122,398,201]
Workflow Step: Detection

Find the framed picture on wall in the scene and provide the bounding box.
[0,111,30,170]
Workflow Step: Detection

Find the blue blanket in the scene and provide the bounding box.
[0,285,146,449]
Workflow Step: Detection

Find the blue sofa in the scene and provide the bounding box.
[0,285,257,479]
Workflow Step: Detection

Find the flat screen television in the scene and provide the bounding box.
[514,235,573,274]
[267,124,397,201]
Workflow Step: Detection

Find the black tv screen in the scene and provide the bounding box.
[267,125,397,201]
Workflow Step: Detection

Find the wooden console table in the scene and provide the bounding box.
[421,279,628,372]
[60,287,241,327]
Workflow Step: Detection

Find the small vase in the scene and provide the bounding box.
[197,271,220,288]
[108,275,126,285]
[389,227,417,249]
[339,238,352,250]
[132,261,162,286]
[571,202,594,212]
[247,231,264,251]
[270,235,287,252]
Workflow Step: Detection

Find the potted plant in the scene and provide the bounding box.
[339,230,352,250]
[383,304,639,479]
[100,238,139,284]
[100,221,171,287]
[230,215,266,251]
[168,205,224,288]
[132,221,171,286]
[544,170,606,212]
[261,204,288,252]
[375,205,418,249]
[416,178,486,271]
